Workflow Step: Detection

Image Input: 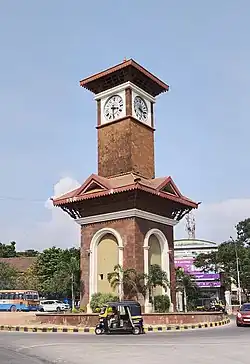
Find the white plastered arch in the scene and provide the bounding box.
[143,228,171,302]
[89,227,124,303]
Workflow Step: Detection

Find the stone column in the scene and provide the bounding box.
[225,290,232,315]
[176,291,183,312]
[143,245,153,313]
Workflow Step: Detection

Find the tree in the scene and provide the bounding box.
[17,250,39,257]
[16,264,41,292]
[176,268,198,312]
[236,218,250,245]
[146,264,169,311]
[0,262,18,289]
[90,293,119,312]
[55,256,80,308]
[108,264,146,300]
[0,244,81,300]
[33,247,80,299]
[34,247,63,283]
[0,241,17,258]
[194,218,250,300]
[154,295,171,313]
[194,240,249,292]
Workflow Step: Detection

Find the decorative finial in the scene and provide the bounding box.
[123,57,127,62]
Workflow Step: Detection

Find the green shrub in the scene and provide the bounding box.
[71,305,86,313]
[90,292,119,312]
[154,295,170,313]
[79,305,86,313]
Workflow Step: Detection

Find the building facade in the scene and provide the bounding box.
[174,239,223,301]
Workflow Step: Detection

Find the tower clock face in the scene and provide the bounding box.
[134,96,148,122]
[104,95,124,121]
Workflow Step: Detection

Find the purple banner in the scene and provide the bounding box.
[192,273,220,280]
[196,281,221,288]
[174,258,221,288]
[174,258,201,274]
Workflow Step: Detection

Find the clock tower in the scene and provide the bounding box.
[80,59,169,179]
[53,59,198,312]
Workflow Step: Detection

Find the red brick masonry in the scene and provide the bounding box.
[36,312,227,327]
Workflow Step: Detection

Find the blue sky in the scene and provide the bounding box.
[1,1,250,250]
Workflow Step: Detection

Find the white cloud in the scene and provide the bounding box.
[15,177,81,251]
[175,198,250,243]
[36,177,82,250]
[12,177,250,251]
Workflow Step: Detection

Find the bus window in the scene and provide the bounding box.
[25,294,39,300]
[14,293,23,300]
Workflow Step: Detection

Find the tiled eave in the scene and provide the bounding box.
[52,182,198,209]
[79,59,169,96]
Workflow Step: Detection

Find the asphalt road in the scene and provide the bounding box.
[0,321,249,364]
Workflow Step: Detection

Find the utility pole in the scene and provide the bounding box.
[185,211,196,240]
[236,256,242,306]
[231,236,242,306]
[71,272,75,310]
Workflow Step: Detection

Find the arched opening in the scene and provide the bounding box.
[148,234,162,295]
[148,234,161,266]
[143,228,171,312]
[89,227,124,306]
[96,233,119,293]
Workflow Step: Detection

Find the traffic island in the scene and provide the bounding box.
[0,312,230,334]
[35,312,229,327]
[0,317,230,334]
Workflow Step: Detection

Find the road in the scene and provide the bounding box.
[0,321,249,364]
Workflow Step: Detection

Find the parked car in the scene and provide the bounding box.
[39,300,70,312]
[236,303,250,326]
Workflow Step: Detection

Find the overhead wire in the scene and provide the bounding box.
[0,195,48,203]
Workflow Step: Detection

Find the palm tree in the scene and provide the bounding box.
[176,268,198,312]
[145,264,170,311]
[108,265,146,300]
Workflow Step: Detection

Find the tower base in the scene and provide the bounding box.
[79,214,176,311]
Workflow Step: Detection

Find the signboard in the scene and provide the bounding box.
[174,257,221,288]
[196,281,221,288]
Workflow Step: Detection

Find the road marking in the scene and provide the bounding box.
[16,340,249,352]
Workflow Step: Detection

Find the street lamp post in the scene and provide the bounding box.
[236,255,242,306]
[231,236,242,306]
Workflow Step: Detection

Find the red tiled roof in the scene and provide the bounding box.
[79,59,169,96]
[52,173,198,209]
[0,257,36,273]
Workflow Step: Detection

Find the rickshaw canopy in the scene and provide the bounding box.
[103,301,142,316]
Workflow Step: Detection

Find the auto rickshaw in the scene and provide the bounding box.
[95,301,144,335]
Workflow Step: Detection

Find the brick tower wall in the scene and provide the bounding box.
[97,118,155,179]
[80,217,175,309]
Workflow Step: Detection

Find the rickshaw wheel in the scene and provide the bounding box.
[95,327,104,335]
[132,326,141,335]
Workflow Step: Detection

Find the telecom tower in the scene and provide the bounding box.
[185,211,196,239]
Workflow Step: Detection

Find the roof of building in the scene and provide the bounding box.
[79,59,169,96]
[174,239,218,249]
[0,257,36,273]
[52,172,198,209]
